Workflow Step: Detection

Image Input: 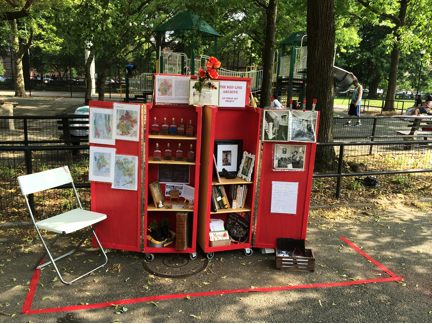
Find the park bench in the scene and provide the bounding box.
[396,116,432,149]
[57,114,89,152]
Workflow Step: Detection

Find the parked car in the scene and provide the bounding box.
[43,78,53,84]
[395,91,410,99]
[70,106,89,137]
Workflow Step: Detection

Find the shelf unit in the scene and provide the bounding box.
[144,104,202,259]
[197,105,261,259]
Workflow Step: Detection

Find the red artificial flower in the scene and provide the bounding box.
[270,96,274,102]
[198,69,206,79]
[207,67,219,79]
[206,56,221,69]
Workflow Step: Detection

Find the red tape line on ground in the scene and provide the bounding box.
[22,237,403,315]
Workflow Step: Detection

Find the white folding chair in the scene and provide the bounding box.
[18,166,108,285]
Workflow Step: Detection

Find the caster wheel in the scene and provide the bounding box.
[206,252,214,260]
[190,253,197,260]
[244,249,253,256]
[145,253,154,262]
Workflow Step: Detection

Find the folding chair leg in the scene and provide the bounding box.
[34,224,108,285]
[34,233,61,270]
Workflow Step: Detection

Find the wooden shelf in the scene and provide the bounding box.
[147,201,193,212]
[210,204,251,214]
[148,156,196,165]
[212,176,253,185]
[149,134,197,140]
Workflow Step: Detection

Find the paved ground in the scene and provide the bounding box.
[0,203,431,322]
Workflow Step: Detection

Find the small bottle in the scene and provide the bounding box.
[153,143,161,161]
[164,143,172,160]
[161,118,169,135]
[175,143,183,161]
[169,118,178,135]
[177,118,185,136]
[151,117,159,135]
[187,144,195,162]
[186,120,194,137]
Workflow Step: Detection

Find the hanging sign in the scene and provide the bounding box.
[218,81,247,107]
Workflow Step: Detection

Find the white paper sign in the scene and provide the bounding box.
[218,81,247,107]
[271,181,298,214]
[154,75,190,104]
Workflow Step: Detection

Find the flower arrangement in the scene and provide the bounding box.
[193,56,221,93]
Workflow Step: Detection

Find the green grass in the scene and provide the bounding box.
[333,97,415,110]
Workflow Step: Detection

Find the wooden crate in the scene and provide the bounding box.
[275,248,315,272]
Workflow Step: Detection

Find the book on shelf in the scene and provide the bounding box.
[211,184,249,211]
[175,212,188,251]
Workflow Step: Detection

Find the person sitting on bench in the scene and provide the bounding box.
[411,95,432,115]
[405,95,423,116]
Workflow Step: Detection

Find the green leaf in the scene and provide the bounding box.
[190,314,201,319]
[319,300,322,307]
[42,296,51,300]
[147,301,158,307]
[52,276,58,282]
[186,295,191,300]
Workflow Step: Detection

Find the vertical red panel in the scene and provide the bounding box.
[254,111,320,249]
[91,101,146,252]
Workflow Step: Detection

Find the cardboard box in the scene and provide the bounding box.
[210,238,231,247]
[209,230,231,247]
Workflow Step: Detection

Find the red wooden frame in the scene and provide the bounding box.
[254,111,320,249]
[198,105,262,254]
[143,103,202,254]
[90,101,146,252]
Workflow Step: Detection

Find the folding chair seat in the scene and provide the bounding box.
[18,166,108,285]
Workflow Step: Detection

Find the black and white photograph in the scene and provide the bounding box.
[214,140,243,174]
[273,144,306,171]
[237,151,256,182]
[290,111,318,143]
[164,184,184,196]
[262,110,290,141]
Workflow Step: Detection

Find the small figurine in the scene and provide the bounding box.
[157,200,164,208]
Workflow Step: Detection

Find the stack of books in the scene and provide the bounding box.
[210,184,248,212]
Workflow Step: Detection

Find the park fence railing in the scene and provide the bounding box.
[1,115,432,219]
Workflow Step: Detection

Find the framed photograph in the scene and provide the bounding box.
[273,144,306,171]
[189,80,220,106]
[290,110,318,143]
[238,151,256,182]
[113,103,140,142]
[214,140,243,174]
[89,146,116,182]
[89,107,115,145]
[262,109,290,142]
[149,180,164,208]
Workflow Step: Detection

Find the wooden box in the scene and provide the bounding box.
[275,248,315,272]
[210,238,231,247]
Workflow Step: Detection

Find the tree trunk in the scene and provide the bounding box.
[306,0,336,169]
[97,64,109,101]
[84,49,95,105]
[368,74,380,99]
[11,20,26,97]
[260,0,278,108]
[383,46,400,111]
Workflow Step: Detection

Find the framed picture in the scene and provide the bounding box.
[189,80,220,106]
[113,103,140,142]
[112,155,138,190]
[214,140,243,174]
[149,180,165,208]
[290,110,318,143]
[262,109,290,142]
[238,151,256,182]
[273,144,306,171]
[89,107,115,145]
[89,146,116,182]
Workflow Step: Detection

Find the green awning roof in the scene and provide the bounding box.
[154,12,221,37]
[280,31,307,45]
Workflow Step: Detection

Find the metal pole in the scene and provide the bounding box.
[369,118,377,155]
[416,54,425,95]
[336,145,344,199]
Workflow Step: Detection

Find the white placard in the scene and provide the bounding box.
[113,103,140,141]
[181,184,195,201]
[271,181,298,214]
[154,75,190,104]
[89,108,115,145]
[89,146,116,183]
[218,81,247,107]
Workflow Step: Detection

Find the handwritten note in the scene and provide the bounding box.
[271,181,298,214]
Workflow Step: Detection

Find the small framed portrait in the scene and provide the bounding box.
[290,110,318,143]
[262,109,290,142]
[273,144,306,171]
[214,140,243,174]
[238,151,256,182]
[149,180,165,208]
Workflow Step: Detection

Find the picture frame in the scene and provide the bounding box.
[237,151,256,182]
[214,140,243,175]
[113,103,140,142]
[262,109,290,142]
[89,146,116,183]
[290,110,318,143]
[273,144,306,171]
[149,180,165,208]
[89,107,115,145]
